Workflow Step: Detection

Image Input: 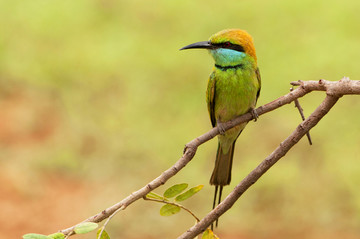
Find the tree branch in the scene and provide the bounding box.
[178,94,339,238]
[58,78,359,237]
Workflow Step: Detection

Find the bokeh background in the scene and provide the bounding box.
[1,0,360,238]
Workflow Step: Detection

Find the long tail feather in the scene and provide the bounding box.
[212,186,218,210]
[215,186,223,227]
[211,186,219,230]
[210,140,236,228]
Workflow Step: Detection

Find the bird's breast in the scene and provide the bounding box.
[213,68,259,123]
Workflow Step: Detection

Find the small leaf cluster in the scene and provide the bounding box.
[22,222,109,239]
[23,233,66,239]
[146,183,203,216]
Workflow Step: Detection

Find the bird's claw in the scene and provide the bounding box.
[217,122,226,135]
[250,108,259,122]
[183,144,189,154]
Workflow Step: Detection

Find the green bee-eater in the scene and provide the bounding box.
[181,29,261,223]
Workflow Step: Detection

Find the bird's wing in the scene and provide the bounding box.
[255,67,261,103]
[206,73,216,127]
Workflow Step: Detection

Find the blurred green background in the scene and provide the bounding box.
[0,0,360,238]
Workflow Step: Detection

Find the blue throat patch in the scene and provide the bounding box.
[210,48,246,67]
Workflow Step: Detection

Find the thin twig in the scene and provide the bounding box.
[98,205,125,238]
[143,196,200,222]
[290,87,313,145]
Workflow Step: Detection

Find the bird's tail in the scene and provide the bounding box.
[210,141,236,228]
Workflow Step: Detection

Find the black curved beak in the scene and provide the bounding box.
[180,41,214,50]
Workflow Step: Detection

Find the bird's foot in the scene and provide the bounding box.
[183,144,188,154]
[217,122,226,135]
[250,107,259,122]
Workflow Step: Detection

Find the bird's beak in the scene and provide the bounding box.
[180,41,214,50]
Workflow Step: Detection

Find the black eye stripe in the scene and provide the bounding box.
[213,42,245,52]
[230,44,245,52]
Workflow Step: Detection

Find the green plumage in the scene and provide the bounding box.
[207,62,261,186]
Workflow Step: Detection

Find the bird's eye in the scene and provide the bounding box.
[223,42,231,48]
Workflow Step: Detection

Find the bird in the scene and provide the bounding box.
[180,29,261,226]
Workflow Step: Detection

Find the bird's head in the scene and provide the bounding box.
[180,29,257,67]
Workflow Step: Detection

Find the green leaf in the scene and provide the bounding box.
[146,192,165,200]
[163,183,188,198]
[74,222,98,234]
[23,233,50,239]
[159,204,181,216]
[175,185,204,202]
[48,233,65,239]
[202,229,219,239]
[97,227,110,239]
